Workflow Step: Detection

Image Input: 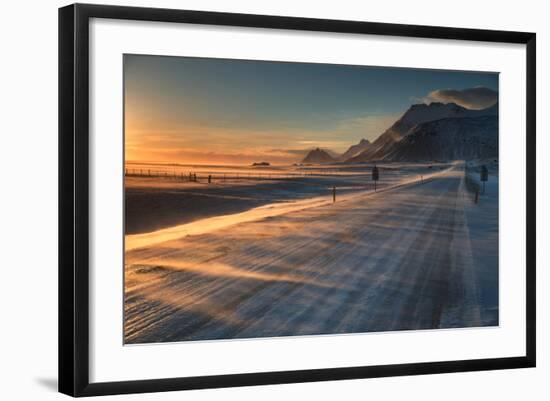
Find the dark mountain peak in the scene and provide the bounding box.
[345,100,498,163]
[339,138,373,161]
[382,115,498,162]
[302,148,335,164]
[410,101,444,108]
[399,102,468,125]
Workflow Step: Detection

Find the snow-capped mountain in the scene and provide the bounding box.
[347,102,497,162]
[338,138,372,160]
[382,116,498,161]
[302,148,336,164]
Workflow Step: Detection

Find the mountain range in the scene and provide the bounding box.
[301,101,498,164]
[338,138,372,161]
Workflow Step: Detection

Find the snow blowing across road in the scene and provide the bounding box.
[124,164,498,344]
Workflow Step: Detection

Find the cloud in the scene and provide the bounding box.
[426,87,498,110]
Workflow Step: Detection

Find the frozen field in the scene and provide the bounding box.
[125,161,447,234]
[124,162,498,343]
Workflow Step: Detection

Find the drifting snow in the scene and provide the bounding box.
[124,162,498,343]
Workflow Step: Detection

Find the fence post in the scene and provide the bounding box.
[208,174,211,184]
[333,186,336,203]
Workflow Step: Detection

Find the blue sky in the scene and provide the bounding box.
[124,54,498,164]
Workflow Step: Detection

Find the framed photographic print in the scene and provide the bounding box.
[58,3,536,397]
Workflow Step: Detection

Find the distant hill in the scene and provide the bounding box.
[338,138,371,161]
[347,102,498,162]
[302,148,336,164]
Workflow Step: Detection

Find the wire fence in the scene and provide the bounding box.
[124,168,356,183]
[125,169,438,204]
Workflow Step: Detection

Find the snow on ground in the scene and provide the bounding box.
[124,163,498,344]
[124,162,445,234]
[125,165,450,251]
[462,160,499,325]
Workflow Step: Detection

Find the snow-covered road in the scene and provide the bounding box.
[124,164,498,344]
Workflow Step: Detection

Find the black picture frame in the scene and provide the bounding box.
[59,3,536,397]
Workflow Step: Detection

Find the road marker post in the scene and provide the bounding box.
[372,165,379,192]
[480,165,488,194]
[333,186,336,203]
